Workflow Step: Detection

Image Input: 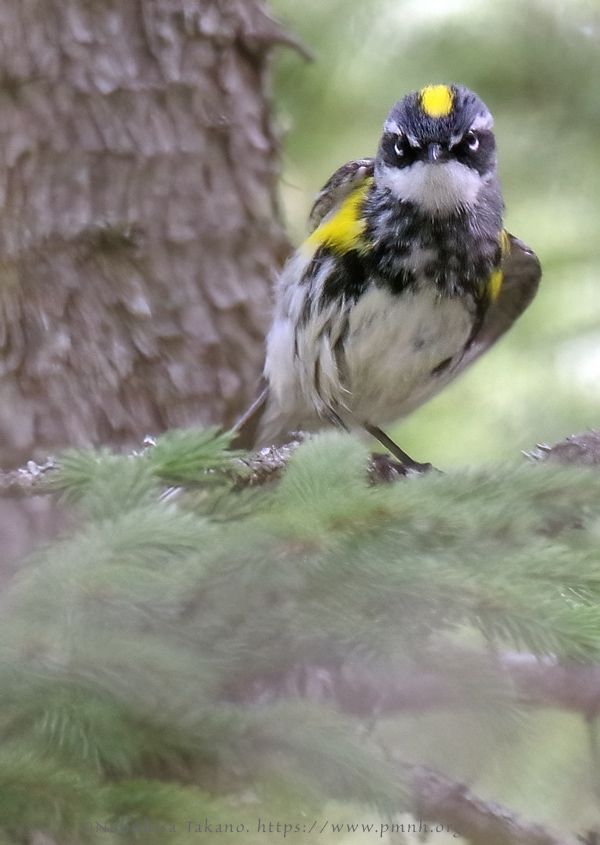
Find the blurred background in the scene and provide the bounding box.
[269,0,600,469]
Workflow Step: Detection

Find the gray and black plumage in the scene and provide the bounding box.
[234,84,541,469]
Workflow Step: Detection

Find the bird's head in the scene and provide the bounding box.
[375,84,499,215]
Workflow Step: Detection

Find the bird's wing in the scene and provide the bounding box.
[308,158,375,232]
[453,233,541,377]
[232,161,376,450]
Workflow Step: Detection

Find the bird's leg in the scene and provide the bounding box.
[364,424,433,473]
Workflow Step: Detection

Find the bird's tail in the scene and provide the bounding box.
[230,382,269,450]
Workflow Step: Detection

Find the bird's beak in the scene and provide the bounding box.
[427,143,442,162]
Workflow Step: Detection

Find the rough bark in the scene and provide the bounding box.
[0,0,292,472]
[0,0,295,568]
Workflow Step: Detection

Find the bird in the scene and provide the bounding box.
[234,84,541,471]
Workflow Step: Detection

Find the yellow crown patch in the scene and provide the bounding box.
[420,85,454,118]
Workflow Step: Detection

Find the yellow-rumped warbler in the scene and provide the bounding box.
[236,84,541,470]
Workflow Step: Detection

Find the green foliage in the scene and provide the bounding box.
[4,429,600,836]
[50,449,160,517]
[52,427,242,507]
[0,743,99,832]
[148,427,245,486]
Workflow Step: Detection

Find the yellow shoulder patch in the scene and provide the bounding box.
[303,178,373,256]
[419,85,454,118]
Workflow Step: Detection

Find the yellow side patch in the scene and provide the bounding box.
[488,269,503,301]
[420,84,454,118]
[303,178,373,255]
[487,231,510,300]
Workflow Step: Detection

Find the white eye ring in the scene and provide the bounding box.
[466,130,479,151]
[394,136,404,157]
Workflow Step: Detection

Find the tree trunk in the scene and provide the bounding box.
[0,0,294,567]
[0,0,292,471]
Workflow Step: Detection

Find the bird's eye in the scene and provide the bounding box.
[466,130,479,151]
[394,135,405,157]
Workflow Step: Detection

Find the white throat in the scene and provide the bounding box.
[377,160,484,214]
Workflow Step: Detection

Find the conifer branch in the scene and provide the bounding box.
[225,652,600,721]
[0,460,56,497]
[3,429,600,498]
[3,430,600,843]
[0,437,413,497]
[406,764,577,845]
[228,660,583,844]
[499,653,600,718]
